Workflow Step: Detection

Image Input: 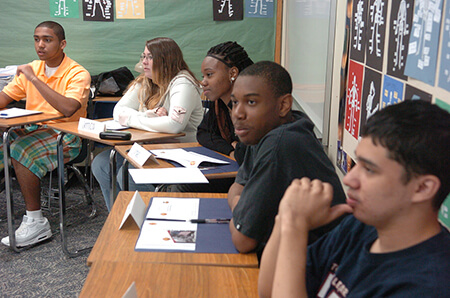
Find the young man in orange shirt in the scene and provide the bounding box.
[0,21,90,247]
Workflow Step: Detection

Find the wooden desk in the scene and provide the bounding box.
[79,262,259,298]
[114,142,238,181]
[87,191,258,268]
[47,120,184,256]
[48,119,184,201]
[48,120,183,146]
[0,113,62,129]
[0,113,64,252]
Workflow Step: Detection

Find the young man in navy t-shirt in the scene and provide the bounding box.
[259,100,450,297]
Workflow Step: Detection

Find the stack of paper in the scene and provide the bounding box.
[129,168,209,184]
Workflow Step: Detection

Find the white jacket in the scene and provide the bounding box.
[113,71,203,142]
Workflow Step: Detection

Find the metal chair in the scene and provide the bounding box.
[41,138,96,217]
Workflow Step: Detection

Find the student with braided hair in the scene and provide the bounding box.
[197,41,253,165]
[171,42,253,194]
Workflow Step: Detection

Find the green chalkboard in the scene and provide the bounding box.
[0,0,276,78]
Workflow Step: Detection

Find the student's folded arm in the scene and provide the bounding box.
[33,79,82,117]
[272,218,309,298]
[227,182,259,252]
[227,182,243,210]
[126,81,199,133]
[271,178,352,298]
[113,85,142,120]
[0,92,14,108]
[32,68,89,116]
[113,107,143,120]
[229,219,259,253]
[59,70,91,116]
[259,216,282,297]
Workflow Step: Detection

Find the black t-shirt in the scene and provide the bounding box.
[196,99,246,164]
[233,111,346,247]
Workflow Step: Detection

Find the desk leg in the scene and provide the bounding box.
[121,158,129,191]
[109,149,117,210]
[57,132,91,257]
[4,128,21,252]
[88,140,95,194]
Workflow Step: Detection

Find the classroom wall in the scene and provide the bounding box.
[328,0,450,229]
[281,1,334,138]
[0,0,276,78]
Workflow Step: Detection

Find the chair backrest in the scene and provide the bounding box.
[69,139,89,165]
[69,91,95,165]
[87,88,95,119]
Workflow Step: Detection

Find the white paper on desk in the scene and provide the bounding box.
[129,168,209,184]
[135,220,197,251]
[0,108,42,119]
[150,148,229,168]
[102,119,129,130]
[146,197,199,221]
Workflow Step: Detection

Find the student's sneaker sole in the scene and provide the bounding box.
[1,229,52,247]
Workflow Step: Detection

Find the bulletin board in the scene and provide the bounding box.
[0,0,276,78]
[330,0,450,228]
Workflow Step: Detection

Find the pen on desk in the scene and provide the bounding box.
[0,113,8,116]
[199,166,218,171]
[189,218,231,224]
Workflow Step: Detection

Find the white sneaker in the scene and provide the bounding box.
[1,215,52,247]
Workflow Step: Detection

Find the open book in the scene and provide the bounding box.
[150,148,230,168]
[134,196,237,253]
[135,197,200,251]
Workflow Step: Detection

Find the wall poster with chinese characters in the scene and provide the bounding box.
[336,0,450,227]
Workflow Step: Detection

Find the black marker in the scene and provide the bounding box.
[189,218,230,224]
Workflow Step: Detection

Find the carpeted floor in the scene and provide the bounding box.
[0,172,109,297]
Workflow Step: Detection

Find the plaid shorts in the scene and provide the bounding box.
[0,125,81,179]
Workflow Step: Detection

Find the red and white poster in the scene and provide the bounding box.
[345,60,364,140]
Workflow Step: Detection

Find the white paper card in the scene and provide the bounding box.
[121,282,138,298]
[119,191,147,230]
[146,197,199,221]
[78,117,105,134]
[129,168,209,184]
[151,148,229,168]
[127,143,158,167]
